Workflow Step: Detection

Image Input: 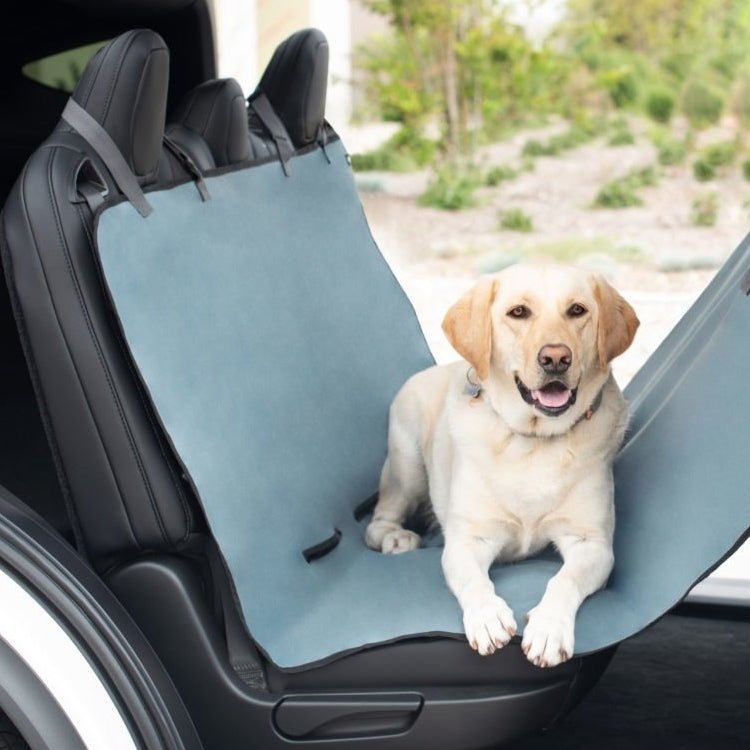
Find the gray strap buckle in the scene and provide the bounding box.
[61,98,153,217]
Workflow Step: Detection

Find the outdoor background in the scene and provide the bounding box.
[213,0,749,579]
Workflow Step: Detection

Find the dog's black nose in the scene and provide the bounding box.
[538,344,572,374]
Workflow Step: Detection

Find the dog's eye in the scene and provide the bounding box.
[567,303,587,317]
[507,305,531,319]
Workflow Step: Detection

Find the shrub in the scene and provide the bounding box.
[645,88,676,123]
[607,126,635,146]
[520,121,603,160]
[702,141,736,168]
[484,164,518,186]
[593,181,642,208]
[522,138,555,157]
[350,127,436,173]
[690,193,718,226]
[592,165,657,208]
[742,159,750,181]
[419,166,479,210]
[626,166,658,188]
[657,138,687,166]
[499,208,534,232]
[595,65,639,108]
[681,79,725,128]
[692,158,715,181]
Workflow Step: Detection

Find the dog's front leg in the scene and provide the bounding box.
[522,533,614,668]
[442,525,517,655]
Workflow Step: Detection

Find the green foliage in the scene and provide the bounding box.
[596,64,640,108]
[350,127,436,172]
[499,208,534,232]
[742,158,750,181]
[690,141,737,182]
[565,1,750,128]
[593,180,642,208]
[356,1,575,162]
[645,88,676,123]
[690,192,719,226]
[520,119,606,159]
[607,119,635,146]
[592,165,657,208]
[419,165,479,210]
[681,79,725,128]
[731,67,750,125]
[484,164,518,186]
[656,137,687,166]
[692,158,715,181]
[702,141,737,168]
[522,138,552,157]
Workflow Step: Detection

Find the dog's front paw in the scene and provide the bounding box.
[463,597,517,656]
[381,528,420,554]
[521,607,574,668]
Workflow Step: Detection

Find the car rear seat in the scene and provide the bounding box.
[0,28,609,750]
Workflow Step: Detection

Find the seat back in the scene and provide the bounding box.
[0,29,252,565]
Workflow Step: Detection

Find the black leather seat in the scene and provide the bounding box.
[0,28,613,750]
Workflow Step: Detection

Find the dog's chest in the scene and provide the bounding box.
[487,434,576,511]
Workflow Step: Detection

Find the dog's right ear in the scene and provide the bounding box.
[442,277,498,381]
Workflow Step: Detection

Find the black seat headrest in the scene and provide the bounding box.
[166,78,250,171]
[66,29,169,181]
[252,28,328,148]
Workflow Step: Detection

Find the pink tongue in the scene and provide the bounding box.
[532,387,570,408]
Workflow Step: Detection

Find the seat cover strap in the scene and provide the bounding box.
[61,98,153,217]
[249,93,294,175]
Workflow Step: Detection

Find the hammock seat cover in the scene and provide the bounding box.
[94,138,750,670]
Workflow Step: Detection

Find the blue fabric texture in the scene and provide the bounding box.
[96,140,750,669]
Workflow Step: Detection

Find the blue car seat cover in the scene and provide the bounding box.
[90,128,750,670]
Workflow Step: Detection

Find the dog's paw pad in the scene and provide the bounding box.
[521,607,574,668]
[463,597,517,656]
[381,528,421,554]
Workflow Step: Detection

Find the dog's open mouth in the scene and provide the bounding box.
[515,377,577,417]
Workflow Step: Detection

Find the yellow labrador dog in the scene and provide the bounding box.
[365,262,639,668]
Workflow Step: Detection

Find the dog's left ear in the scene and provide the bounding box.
[442,277,498,380]
[591,275,639,367]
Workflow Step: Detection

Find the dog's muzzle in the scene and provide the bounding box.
[515,376,577,417]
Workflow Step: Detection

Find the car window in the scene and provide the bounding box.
[22,41,108,92]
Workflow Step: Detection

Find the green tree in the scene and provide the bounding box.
[357,0,569,161]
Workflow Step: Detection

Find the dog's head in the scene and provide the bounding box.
[442,263,639,433]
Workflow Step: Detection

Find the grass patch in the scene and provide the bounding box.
[592,165,658,208]
[607,118,635,146]
[520,119,607,159]
[419,165,479,210]
[690,192,719,226]
[350,127,436,173]
[702,141,737,168]
[692,158,716,181]
[479,237,644,272]
[499,208,534,232]
[657,138,687,166]
[607,128,635,146]
[484,164,518,186]
[692,140,738,182]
